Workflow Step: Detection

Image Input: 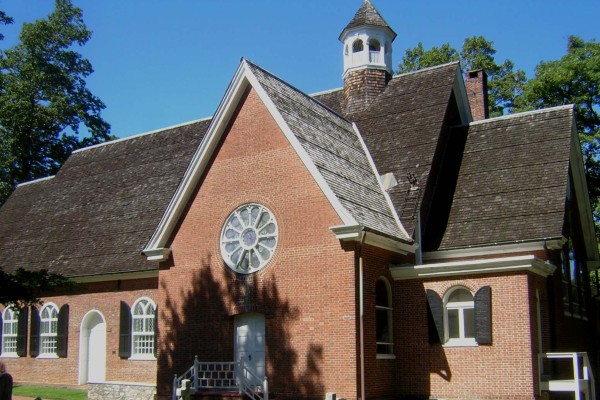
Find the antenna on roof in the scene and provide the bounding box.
[401,172,422,220]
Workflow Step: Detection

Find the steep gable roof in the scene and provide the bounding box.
[438,106,574,250]
[143,59,411,260]
[315,62,469,235]
[0,119,210,277]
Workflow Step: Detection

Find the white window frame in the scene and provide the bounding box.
[39,303,59,357]
[375,278,395,359]
[131,297,156,360]
[1,307,19,357]
[443,287,477,347]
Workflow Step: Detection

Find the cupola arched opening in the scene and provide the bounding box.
[352,39,364,53]
[368,38,381,52]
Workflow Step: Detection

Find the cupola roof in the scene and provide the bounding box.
[339,0,397,41]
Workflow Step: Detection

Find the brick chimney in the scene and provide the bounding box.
[343,69,391,115]
[465,70,489,121]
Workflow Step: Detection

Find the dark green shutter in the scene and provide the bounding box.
[57,304,69,358]
[119,301,132,358]
[17,307,29,357]
[474,286,492,345]
[29,306,40,357]
[426,289,444,344]
[0,311,3,352]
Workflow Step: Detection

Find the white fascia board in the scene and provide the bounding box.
[568,114,600,266]
[331,225,416,255]
[71,269,159,283]
[453,66,473,124]
[244,62,357,227]
[391,255,556,280]
[351,123,410,239]
[142,61,251,261]
[423,238,567,261]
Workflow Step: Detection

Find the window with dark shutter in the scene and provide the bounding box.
[57,304,69,358]
[474,286,492,345]
[426,289,444,344]
[17,307,29,357]
[29,306,40,357]
[119,301,132,359]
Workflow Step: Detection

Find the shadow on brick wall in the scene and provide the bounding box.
[156,254,325,399]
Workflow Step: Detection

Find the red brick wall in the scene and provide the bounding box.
[395,272,539,400]
[361,245,411,399]
[156,87,358,399]
[0,278,158,386]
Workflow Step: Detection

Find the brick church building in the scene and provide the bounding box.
[1,1,598,399]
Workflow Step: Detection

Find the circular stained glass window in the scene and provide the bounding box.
[220,203,278,274]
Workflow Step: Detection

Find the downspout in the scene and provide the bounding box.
[415,212,423,265]
[358,229,367,400]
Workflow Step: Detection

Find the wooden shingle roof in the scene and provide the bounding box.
[0,119,210,277]
[315,63,462,234]
[438,106,574,249]
[246,61,408,241]
[339,0,397,40]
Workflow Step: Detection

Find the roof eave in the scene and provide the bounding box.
[331,224,416,255]
[391,254,556,280]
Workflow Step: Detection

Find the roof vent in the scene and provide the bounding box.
[380,172,398,191]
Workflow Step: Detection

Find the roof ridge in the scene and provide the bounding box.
[72,116,212,154]
[469,104,574,126]
[16,175,55,187]
[392,61,460,80]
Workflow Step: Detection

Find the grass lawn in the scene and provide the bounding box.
[13,384,87,400]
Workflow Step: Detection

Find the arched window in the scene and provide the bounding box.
[1,307,18,355]
[368,38,381,52]
[444,287,475,344]
[352,39,364,53]
[40,303,59,355]
[132,298,156,357]
[375,278,393,355]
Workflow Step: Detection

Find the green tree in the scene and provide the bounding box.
[516,36,600,229]
[0,11,13,40]
[0,0,113,204]
[0,267,74,307]
[397,36,527,117]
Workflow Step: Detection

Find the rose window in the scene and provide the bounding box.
[220,204,278,274]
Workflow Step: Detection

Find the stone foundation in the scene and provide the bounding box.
[88,382,156,400]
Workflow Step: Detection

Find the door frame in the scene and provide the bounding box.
[78,310,107,384]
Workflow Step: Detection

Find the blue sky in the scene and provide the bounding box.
[1,0,599,139]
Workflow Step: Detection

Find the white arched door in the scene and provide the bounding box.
[79,311,106,384]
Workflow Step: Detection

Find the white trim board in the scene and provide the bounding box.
[390,255,556,280]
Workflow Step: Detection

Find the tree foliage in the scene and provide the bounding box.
[515,36,600,228]
[0,267,74,307]
[0,0,113,204]
[397,36,527,117]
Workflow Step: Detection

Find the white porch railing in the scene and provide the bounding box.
[539,352,596,400]
[172,357,268,400]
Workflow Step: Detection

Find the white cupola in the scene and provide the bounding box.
[339,0,396,77]
[339,0,397,115]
